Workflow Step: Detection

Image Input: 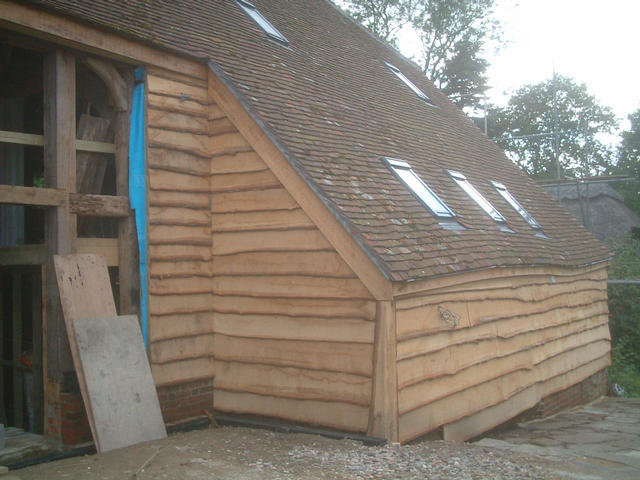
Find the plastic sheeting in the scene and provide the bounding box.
[129,67,149,348]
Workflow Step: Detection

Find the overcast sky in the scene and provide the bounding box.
[486,0,639,122]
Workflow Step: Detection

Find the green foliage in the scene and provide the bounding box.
[612,108,640,216]
[487,75,618,179]
[337,0,500,109]
[607,234,640,396]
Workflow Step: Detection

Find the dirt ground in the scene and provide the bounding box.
[14,398,640,480]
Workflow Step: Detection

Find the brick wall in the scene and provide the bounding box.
[535,368,608,418]
[156,377,214,425]
[60,392,92,445]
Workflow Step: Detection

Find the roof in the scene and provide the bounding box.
[21,0,611,281]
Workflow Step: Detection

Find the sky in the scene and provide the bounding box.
[396,0,639,126]
[486,0,640,123]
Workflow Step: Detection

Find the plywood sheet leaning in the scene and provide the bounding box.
[54,254,167,452]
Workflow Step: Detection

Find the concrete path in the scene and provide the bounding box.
[477,397,640,480]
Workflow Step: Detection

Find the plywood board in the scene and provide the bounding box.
[73,314,167,452]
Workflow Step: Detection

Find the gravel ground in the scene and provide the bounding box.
[18,426,570,480]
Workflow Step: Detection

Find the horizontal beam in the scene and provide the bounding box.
[0,130,115,153]
[0,184,65,206]
[69,193,130,217]
[0,238,119,266]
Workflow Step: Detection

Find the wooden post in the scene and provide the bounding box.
[11,271,23,428]
[367,300,399,441]
[85,58,138,316]
[32,270,44,434]
[43,49,76,439]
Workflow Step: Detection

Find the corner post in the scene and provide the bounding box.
[367,300,399,442]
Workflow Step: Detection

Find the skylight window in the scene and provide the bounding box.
[447,170,513,232]
[491,181,544,232]
[236,0,289,46]
[383,158,455,219]
[384,62,433,105]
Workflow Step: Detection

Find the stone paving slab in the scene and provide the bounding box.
[477,397,640,480]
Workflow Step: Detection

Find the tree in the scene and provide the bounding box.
[337,0,500,109]
[613,109,640,214]
[487,75,618,179]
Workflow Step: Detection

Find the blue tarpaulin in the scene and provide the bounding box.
[129,67,148,348]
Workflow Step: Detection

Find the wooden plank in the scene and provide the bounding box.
[210,117,238,136]
[0,184,65,207]
[212,275,373,299]
[149,293,214,316]
[147,109,209,134]
[76,139,115,154]
[211,251,356,277]
[147,128,210,158]
[31,271,44,434]
[215,361,371,405]
[149,206,210,226]
[149,312,215,343]
[149,190,210,209]
[214,390,369,432]
[441,358,610,442]
[146,75,209,103]
[148,168,210,193]
[214,313,374,343]
[210,150,267,175]
[148,225,211,245]
[0,129,42,146]
[398,351,610,443]
[208,68,392,301]
[211,209,314,232]
[0,245,45,265]
[150,276,212,295]
[69,193,130,217]
[71,315,167,452]
[151,357,215,387]
[77,238,119,267]
[213,229,332,255]
[211,187,298,213]
[147,93,208,116]
[210,169,280,193]
[210,132,252,153]
[0,0,204,77]
[367,300,399,441]
[212,295,376,320]
[213,334,373,376]
[150,333,215,364]
[53,254,115,449]
[149,244,211,262]
[147,146,211,176]
[149,259,212,278]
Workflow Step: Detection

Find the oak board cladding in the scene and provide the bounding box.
[146,69,215,387]
[209,102,375,430]
[394,265,610,442]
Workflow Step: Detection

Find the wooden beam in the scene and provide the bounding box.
[0,245,46,266]
[0,130,114,153]
[0,184,65,207]
[11,271,24,428]
[208,68,392,301]
[43,49,77,406]
[85,58,128,112]
[367,300,399,441]
[69,193,130,217]
[0,0,204,77]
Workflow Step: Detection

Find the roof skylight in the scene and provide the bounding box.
[491,181,546,235]
[384,62,433,105]
[236,0,289,46]
[383,158,455,219]
[447,170,513,232]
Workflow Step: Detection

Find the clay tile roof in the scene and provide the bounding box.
[23,0,612,281]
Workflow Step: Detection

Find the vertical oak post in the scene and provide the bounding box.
[43,48,76,440]
[367,300,399,441]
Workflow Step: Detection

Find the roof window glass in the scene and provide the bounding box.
[384,62,433,105]
[491,181,547,237]
[236,0,289,46]
[383,158,455,219]
[447,170,514,232]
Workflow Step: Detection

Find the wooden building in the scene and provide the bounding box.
[0,0,611,445]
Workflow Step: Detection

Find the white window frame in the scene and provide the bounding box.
[383,157,455,219]
[491,181,543,231]
[384,62,433,105]
[236,0,289,46]
[447,170,513,232]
